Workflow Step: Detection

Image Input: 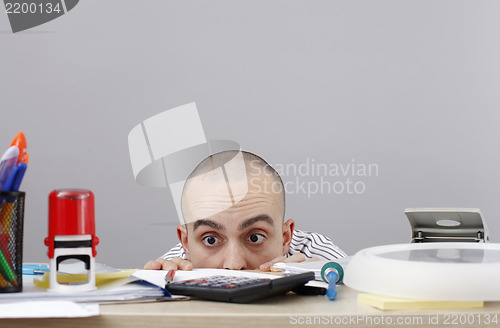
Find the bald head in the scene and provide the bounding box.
[181,151,285,224]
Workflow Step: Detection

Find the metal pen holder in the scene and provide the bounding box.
[0,191,25,293]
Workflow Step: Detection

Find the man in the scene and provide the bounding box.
[145,150,346,271]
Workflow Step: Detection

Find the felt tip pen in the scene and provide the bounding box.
[164,269,175,284]
[1,164,18,192]
[11,162,27,192]
[9,131,28,164]
[0,249,18,287]
[0,146,19,190]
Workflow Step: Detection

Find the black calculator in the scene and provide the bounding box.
[165,271,315,303]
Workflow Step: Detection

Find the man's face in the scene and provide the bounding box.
[178,173,292,270]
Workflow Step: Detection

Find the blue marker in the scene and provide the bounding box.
[0,146,19,190]
[1,164,19,192]
[11,162,27,191]
[321,262,344,301]
[325,271,339,300]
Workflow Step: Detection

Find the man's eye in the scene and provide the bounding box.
[202,235,221,246]
[247,233,265,244]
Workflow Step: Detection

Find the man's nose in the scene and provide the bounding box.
[223,243,246,270]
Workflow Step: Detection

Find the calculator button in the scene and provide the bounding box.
[238,281,253,286]
[210,283,226,287]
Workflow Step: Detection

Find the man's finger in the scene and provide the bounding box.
[259,256,286,271]
[155,258,178,271]
[281,253,306,263]
[269,253,306,272]
[170,257,193,271]
[308,257,321,262]
[144,260,162,270]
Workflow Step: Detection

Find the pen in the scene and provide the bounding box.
[0,232,14,267]
[0,212,16,281]
[0,273,6,287]
[0,133,28,288]
[9,131,28,164]
[10,162,27,192]
[164,269,175,284]
[0,146,19,191]
[0,163,27,236]
[0,248,18,287]
[1,164,19,192]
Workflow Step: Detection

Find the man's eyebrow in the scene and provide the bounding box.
[193,219,224,232]
[239,215,275,231]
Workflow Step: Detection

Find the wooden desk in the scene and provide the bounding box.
[2,286,500,328]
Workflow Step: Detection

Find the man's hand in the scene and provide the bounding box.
[143,257,193,271]
[259,253,320,272]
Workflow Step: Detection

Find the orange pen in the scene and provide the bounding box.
[9,131,29,164]
[164,269,176,284]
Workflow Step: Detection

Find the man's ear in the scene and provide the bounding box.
[177,225,190,259]
[282,219,295,256]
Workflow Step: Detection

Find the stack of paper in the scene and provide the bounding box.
[1,263,171,304]
[0,264,287,318]
[132,268,282,288]
[0,263,183,318]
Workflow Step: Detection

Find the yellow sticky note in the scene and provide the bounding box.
[358,293,484,311]
[33,269,138,288]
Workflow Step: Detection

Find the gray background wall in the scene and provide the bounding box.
[1,0,499,269]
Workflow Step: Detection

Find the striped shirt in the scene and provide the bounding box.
[160,229,347,261]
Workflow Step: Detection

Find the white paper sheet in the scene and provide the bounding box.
[132,269,282,289]
[0,276,166,303]
[272,258,351,281]
[0,301,99,318]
